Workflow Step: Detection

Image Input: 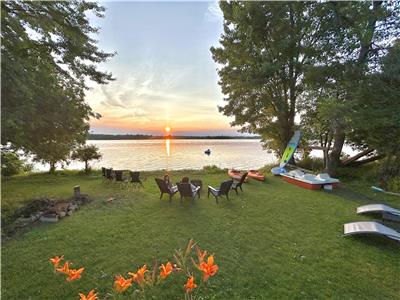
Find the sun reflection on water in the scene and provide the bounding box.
[165,138,171,157]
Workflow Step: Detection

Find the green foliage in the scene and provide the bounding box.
[296,157,324,172]
[71,145,102,173]
[348,43,400,155]
[1,1,114,162]
[211,2,333,154]
[1,151,24,176]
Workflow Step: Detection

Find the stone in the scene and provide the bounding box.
[40,214,59,223]
[15,217,32,227]
[30,212,43,222]
[59,211,66,218]
[74,185,81,198]
[66,210,73,216]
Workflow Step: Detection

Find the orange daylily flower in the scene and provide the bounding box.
[56,261,71,274]
[159,262,173,279]
[198,255,219,282]
[196,248,207,264]
[128,264,147,286]
[79,289,98,300]
[114,275,133,293]
[184,276,197,293]
[49,255,64,267]
[66,267,84,281]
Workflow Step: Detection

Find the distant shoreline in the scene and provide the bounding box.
[87,134,260,140]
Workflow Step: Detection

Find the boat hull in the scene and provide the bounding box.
[281,174,339,190]
[248,170,265,181]
[228,170,247,182]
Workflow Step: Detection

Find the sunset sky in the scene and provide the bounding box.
[86,1,239,136]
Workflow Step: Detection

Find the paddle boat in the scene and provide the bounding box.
[281,169,339,190]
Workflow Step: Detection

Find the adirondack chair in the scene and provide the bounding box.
[177,182,200,203]
[208,180,233,204]
[155,178,178,201]
[231,172,248,195]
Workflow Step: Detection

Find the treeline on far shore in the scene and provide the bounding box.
[87,134,260,140]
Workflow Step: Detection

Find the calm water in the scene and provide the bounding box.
[35,139,277,171]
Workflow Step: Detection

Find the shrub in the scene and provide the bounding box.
[71,145,102,173]
[1,151,27,176]
[296,156,324,172]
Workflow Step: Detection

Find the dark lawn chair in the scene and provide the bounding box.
[105,168,113,180]
[155,178,178,201]
[101,167,106,178]
[208,180,233,204]
[129,171,143,186]
[231,172,248,195]
[113,170,127,188]
[177,182,200,203]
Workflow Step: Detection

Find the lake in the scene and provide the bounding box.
[34,139,277,172]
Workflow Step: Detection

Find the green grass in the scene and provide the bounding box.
[2,169,400,299]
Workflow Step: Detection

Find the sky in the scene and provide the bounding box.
[86,1,239,136]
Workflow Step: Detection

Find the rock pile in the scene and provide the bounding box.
[3,186,90,237]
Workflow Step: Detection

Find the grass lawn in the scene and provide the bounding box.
[2,169,400,299]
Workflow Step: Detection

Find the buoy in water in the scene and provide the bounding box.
[204,149,211,155]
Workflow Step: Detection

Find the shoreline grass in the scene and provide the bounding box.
[2,169,399,299]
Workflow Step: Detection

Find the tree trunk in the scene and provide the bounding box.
[49,162,56,173]
[345,154,385,167]
[84,160,89,173]
[342,148,374,166]
[327,128,345,176]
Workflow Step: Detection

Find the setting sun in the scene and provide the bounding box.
[165,126,171,133]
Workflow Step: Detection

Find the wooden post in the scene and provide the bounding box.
[74,185,81,198]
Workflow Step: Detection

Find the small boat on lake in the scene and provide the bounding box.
[204,149,211,155]
[248,170,265,181]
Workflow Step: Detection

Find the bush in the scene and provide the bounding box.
[386,177,400,193]
[1,151,24,176]
[296,156,324,172]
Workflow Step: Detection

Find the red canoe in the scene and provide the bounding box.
[248,170,265,181]
[228,169,247,182]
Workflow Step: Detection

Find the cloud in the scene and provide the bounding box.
[205,1,223,23]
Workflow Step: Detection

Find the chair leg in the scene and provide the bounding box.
[234,188,238,195]
[215,196,219,204]
[169,194,172,202]
[160,192,163,200]
[239,185,243,191]
[226,194,230,201]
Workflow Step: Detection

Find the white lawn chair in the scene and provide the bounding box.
[344,221,400,242]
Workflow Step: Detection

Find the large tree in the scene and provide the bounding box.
[1,1,114,170]
[301,1,400,174]
[211,2,335,155]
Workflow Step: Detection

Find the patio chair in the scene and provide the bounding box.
[101,167,106,177]
[208,180,233,204]
[155,178,178,201]
[129,171,143,186]
[105,168,113,180]
[343,221,400,242]
[231,172,248,195]
[357,204,400,221]
[177,182,200,203]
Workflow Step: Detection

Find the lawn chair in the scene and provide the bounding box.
[231,172,248,195]
[129,171,143,187]
[105,168,113,180]
[357,204,400,221]
[208,180,233,204]
[113,170,127,188]
[177,182,200,204]
[101,167,106,178]
[343,221,400,242]
[155,178,178,201]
